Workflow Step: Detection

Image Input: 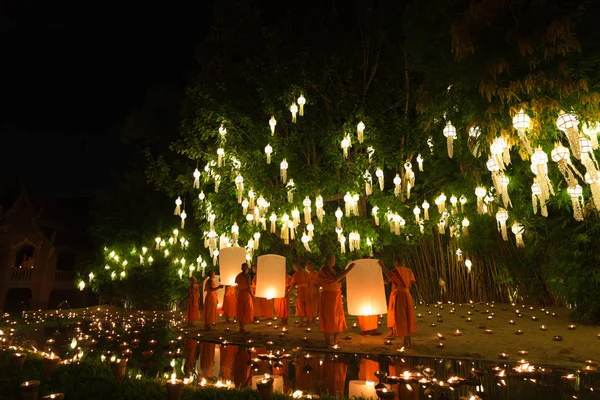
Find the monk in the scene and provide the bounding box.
[186,277,200,327]
[220,343,237,381]
[387,258,418,347]
[306,261,319,321]
[203,271,224,330]
[235,263,254,333]
[252,264,274,320]
[318,253,355,346]
[274,273,292,324]
[291,262,314,326]
[183,338,198,377]
[222,285,237,323]
[199,341,216,378]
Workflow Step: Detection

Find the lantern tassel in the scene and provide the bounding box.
[447,136,454,158]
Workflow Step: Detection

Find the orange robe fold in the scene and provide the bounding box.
[220,344,237,381]
[186,283,200,322]
[292,270,316,318]
[295,354,320,393]
[222,286,237,317]
[199,341,216,378]
[319,356,348,397]
[308,270,319,317]
[203,279,219,325]
[252,276,274,319]
[183,338,198,376]
[387,266,418,336]
[235,272,254,323]
[358,358,379,381]
[274,275,292,319]
[233,346,251,388]
[318,268,347,334]
[358,315,379,331]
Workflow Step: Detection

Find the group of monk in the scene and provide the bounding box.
[186,253,418,348]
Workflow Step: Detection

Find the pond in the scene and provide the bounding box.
[6,312,600,400]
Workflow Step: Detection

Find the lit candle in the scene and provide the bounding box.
[515,330,524,335]
[553,335,563,341]
[437,342,445,348]
[485,329,493,334]
[437,333,445,340]
[453,329,462,336]
[509,320,515,325]
[540,325,548,331]
[498,353,509,360]
[567,324,576,330]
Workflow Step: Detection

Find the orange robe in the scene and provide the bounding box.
[222,286,237,317]
[199,341,216,377]
[387,266,418,336]
[203,279,219,325]
[292,270,315,318]
[274,274,292,319]
[308,270,319,317]
[235,272,254,323]
[295,354,320,393]
[220,344,237,381]
[358,315,379,331]
[252,276,274,319]
[318,268,347,334]
[319,355,348,397]
[358,358,379,381]
[233,346,251,388]
[186,283,200,322]
[183,338,198,376]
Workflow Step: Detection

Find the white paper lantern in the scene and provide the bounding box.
[219,247,247,286]
[256,254,286,299]
[443,121,456,158]
[269,116,277,135]
[345,259,387,316]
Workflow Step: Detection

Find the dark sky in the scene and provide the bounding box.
[0,1,214,198]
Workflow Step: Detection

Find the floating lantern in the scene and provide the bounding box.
[443,121,456,158]
[265,144,273,164]
[269,116,276,135]
[345,259,388,317]
[256,255,286,299]
[174,197,182,216]
[513,109,533,155]
[297,95,306,116]
[495,208,509,241]
[290,103,298,123]
[357,121,365,144]
[556,110,581,159]
[219,247,246,286]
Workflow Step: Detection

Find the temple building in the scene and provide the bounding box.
[0,187,96,312]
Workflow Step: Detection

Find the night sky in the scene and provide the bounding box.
[0,2,213,199]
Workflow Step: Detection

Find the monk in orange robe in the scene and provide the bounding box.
[274,273,292,324]
[233,346,251,388]
[358,357,379,382]
[306,261,319,321]
[203,271,223,331]
[220,343,237,381]
[183,338,198,377]
[186,277,200,327]
[252,265,274,320]
[222,285,237,323]
[318,254,355,346]
[199,341,216,378]
[235,263,254,333]
[319,354,348,397]
[291,262,315,326]
[387,258,418,347]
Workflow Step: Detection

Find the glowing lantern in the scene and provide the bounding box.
[513,109,533,155]
[193,169,201,189]
[280,159,288,183]
[335,208,343,229]
[475,186,486,214]
[357,121,365,144]
[301,231,311,252]
[155,237,161,250]
[495,208,509,241]
[585,172,600,211]
[375,168,384,190]
[417,153,424,171]
[465,259,472,272]
[582,122,600,150]
[251,375,284,393]
[269,116,277,135]
[567,184,584,221]
[253,232,261,250]
[348,380,383,400]
[469,125,482,138]
[269,213,277,233]
[413,206,421,223]
[290,103,298,123]
[291,208,300,227]
[551,142,580,186]
[341,134,351,158]
[286,179,295,203]
[297,95,306,116]
[435,193,447,214]
[78,280,85,291]
[498,173,511,208]
[303,197,312,224]
[459,194,467,213]
[265,144,273,164]
[199,191,205,201]
[174,197,182,216]
[557,110,581,159]
[443,121,456,158]
[219,124,227,138]
[371,206,379,226]
[579,137,600,183]
[214,174,221,192]
[393,174,401,197]
[404,162,415,198]
[511,222,525,248]
[256,254,286,299]
[307,223,314,239]
[345,259,387,316]
[231,223,239,244]
[462,217,469,236]
[216,148,225,168]
[367,146,375,162]
[242,199,249,215]
[531,147,554,202]
[364,170,373,196]
[235,174,244,203]
[450,195,458,213]
[180,210,187,229]
[422,200,430,220]
[315,195,325,222]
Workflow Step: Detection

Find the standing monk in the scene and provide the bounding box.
[306,261,319,322]
[235,263,254,333]
[186,277,200,327]
[274,273,292,324]
[318,254,355,346]
[222,285,237,323]
[203,271,224,331]
[387,258,418,347]
[291,262,315,326]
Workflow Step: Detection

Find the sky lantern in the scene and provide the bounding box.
[345,259,387,316]
[219,247,246,286]
[256,254,286,299]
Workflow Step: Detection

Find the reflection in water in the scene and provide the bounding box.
[319,354,348,397]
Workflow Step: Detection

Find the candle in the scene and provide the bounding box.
[509,320,515,325]
[561,374,576,381]
[531,316,538,321]
[306,327,311,332]
[498,353,509,360]
[585,360,598,366]
[437,333,445,340]
[165,374,184,400]
[437,342,445,348]
[518,350,528,356]
[567,324,576,330]
[540,325,548,331]
[384,339,392,345]
[485,329,493,334]
[453,329,462,336]
[41,394,65,400]
[582,365,598,374]
[515,330,524,335]
[466,318,472,322]
[430,323,436,327]
[553,335,563,341]
[12,352,27,368]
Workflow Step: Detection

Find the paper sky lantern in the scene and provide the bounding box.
[345,259,387,316]
[256,254,286,299]
[219,247,247,286]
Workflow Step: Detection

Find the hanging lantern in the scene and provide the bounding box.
[417,153,424,171]
[375,168,384,191]
[551,142,582,187]
[269,116,277,135]
[269,213,277,233]
[490,137,510,170]
[469,125,482,138]
[443,121,456,158]
[371,206,379,226]
[367,146,375,162]
[357,121,365,144]
[579,137,600,183]
[297,95,306,116]
[253,232,260,250]
[437,219,446,235]
[531,147,554,203]
[341,134,351,158]
[301,231,311,252]
[315,195,325,222]
[174,197,182,215]
[280,159,288,183]
[343,193,353,216]
[366,237,374,256]
[173,228,179,242]
[265,144,273,164]
[180,210,187,229]
[450,195,458,214]
[345,259,387,316]
[339,234,347,254]
[155,237,161,250]
[404,162,415,198]
[363,170,373,196]
[303,197,312,224]
[235,174,244,203]
[557,110,581,159]
[193,168,201,189]
[512,109,533,155]
[422,200,430,220]
[582,122,600,150]
[217,148,225,167]
[199,191,205,201]
[335,208,343,229]
[585,172,600,210]
[495,208,509,241]
[214,174,221,192]
[511,222,525,248]
[291,208,301,228]
[475,186,486,214]
[567,184,584,221]
[413,206,421,223]
[290,103,298,123]
[465,259,472,272]
[456,249,463,261]
[248,188,256,210]
[280,214,290,244]
[230,223,239,244]
[435,193,447,214]
[462,217,469,236]
[498,173,512,208]
[241,199,249,215]
[393,174,401,197]
[459,195,467,213]
[286,179,295,203]
[486,157,501,195]
[307,223,314,238]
